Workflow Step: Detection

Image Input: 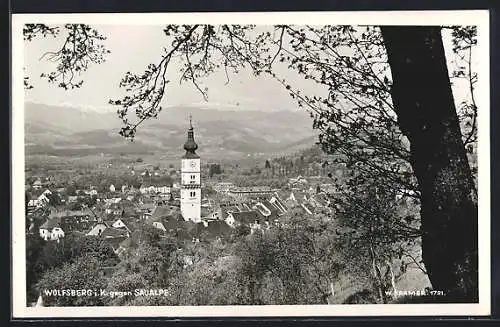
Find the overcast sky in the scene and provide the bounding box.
[23,25,475,113]
[24,25,305,112]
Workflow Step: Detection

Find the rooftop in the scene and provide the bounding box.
[230,211,260,224]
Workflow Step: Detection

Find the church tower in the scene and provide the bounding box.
[180,115,201,222]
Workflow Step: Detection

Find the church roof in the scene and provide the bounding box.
[183,116,199,158]
[182,152,200,159]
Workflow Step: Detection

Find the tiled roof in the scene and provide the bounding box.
[253,202,271,217]
[60,219,96,233]
[104,219,115,226]
[228,186,273,193]
[241,203,253,211]
[162,217,191,232]
[40,217,62,230]
[150,206,174,221]
[226,205,241,213]
[101,227,128,238]
[121,219,139,232]
[271,194,288,214]
[262,200,279,215]
[230,211,260,224]
[143,178,173,187]
[301,202,315,215]
[49,209,94,219]
[186,221,231,241]
[289,190,309,204]
[203,220,232,240]
[84,222,109,235]
[139,203,157,211]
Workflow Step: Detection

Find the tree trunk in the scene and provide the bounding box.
[369,245,388,303]
[385,260,398,299]
[381,26,478,301]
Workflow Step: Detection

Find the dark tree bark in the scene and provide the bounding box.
[381,26,478,301]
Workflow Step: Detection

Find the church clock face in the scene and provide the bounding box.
[190,161,196,168]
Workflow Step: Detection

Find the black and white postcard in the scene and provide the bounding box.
[11,10,491,317]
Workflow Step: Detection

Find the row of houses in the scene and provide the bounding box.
[38,208,137,242]
[34,187,331,243]
[142,187,336,243]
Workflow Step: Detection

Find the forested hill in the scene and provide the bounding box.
[24,101,319,157]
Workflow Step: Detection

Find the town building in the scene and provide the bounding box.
[227,186,277,199]
[39,217,65,241]
[139,179,172,194]
[180,116,201,223]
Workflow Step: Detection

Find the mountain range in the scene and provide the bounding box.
[24,101,319,158]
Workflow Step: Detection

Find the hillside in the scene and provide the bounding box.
[24,101,319,158]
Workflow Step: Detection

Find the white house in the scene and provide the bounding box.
[225,211,261,230]
[139,183,171,194]
[67,195,79,203]
[288,175,308,186]
[28,198,40,208]
[28,193,50,208]
[109,184,116,192]
[84,189,98,196]
[103,197,122,205]
[152,221,167,232]
[39,217,65,241]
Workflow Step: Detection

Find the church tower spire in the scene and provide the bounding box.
[183,114,199,158]
[180,115,201,222]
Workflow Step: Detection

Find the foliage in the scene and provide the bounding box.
[36,254,108,306]
[334,177,422,303]
[26,233,119,302]
[26,24,110,90]
[26,233,46,303]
